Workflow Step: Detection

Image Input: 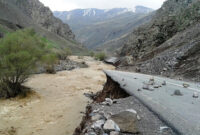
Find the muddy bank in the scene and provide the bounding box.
[74,75,176,135]
[0,56,114,135]
[37,58,88,74]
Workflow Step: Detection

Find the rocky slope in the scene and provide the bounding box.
[119,0,200,81]
[0,0,86,54]
[54,6,153,49]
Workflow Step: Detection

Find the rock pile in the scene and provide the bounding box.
[83,98,141,135]
[76,96,176,135]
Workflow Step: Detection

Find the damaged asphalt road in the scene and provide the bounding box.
[104,70,200,135]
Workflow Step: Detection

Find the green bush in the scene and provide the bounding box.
[0,29,55,98]
[42,53,58,74]
[95,52,106,61]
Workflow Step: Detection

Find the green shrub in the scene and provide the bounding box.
[42,53,58,74]
[95,52,106,61]
[0,29,55,98]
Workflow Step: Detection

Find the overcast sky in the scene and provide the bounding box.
[39,0,166,11]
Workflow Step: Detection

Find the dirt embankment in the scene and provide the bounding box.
[0,56,114,135]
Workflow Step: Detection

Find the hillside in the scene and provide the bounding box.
[0,0,87,54]
[54,6,153,49]
[119,0,200,81]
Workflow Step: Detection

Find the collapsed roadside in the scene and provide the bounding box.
[74,75,177,135]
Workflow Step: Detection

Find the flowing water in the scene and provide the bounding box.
[0,56,114,135]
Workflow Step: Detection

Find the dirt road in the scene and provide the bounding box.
[0,56,114,135]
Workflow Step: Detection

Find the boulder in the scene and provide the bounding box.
[92,109,100,113]
[136,67,141,72]
[91,114,104,121]
[142,84,150,90]
[86,132,97,135]
[102,112,113,120]
[163,68,167,71]
[91,120,105,129]
[103,119,120,132]
[160,126,170,132]
[122,84,127,87]
[162,81,167,86]
[110,111,139,133]
[137,115,141,121]
[173,90,183,96]
[183,83,190,88]
[110,131,119,135]
[142,84,154,91]
[137,88,142,91]
[103,98,113,106]
[193,92,199,98]
[126,109,137,114]
[148,77,155,85]
[154,85,160,88]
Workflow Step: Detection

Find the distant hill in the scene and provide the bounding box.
[54,6,154,49]
[0,0,87,54]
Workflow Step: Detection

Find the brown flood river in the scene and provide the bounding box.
[0,56,114,135]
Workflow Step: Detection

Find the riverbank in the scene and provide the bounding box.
[0,56,114,135]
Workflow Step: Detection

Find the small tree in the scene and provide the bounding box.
[0,29,52,98]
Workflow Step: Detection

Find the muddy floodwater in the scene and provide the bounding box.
[0,56,114,135]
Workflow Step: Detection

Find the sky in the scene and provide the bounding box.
[39,0,166,11]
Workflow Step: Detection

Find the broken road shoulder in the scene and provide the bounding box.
[74,73,176,135]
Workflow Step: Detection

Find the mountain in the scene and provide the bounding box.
[54,6,153,49]
[0,0,87,54]
[118,0,200,81]
[96,12,154,55]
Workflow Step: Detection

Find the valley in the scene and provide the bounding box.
[0,0,200,135]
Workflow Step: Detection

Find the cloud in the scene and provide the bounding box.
[39,0,166,11]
